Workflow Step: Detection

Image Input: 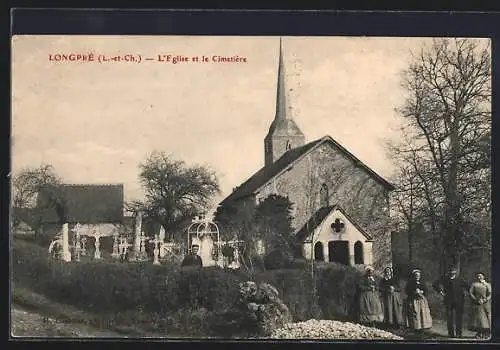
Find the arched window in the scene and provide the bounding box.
[354,241,364,265]
[320,183,329,207]
[314,242,324,261]
[286,140,292,151]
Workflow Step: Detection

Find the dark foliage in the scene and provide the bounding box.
[12,239,403,337]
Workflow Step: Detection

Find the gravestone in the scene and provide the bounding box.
[94,232,102,259]
[132,211,143,260]
[111,231,120,259]
[149,235,161,265]
[62,223,71,262]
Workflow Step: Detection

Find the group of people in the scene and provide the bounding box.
[355,266,491,339]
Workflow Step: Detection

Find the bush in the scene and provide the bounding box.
[315,264,362,321]
[231,281,292,337]
[256,267,322,322]
[11,239,367,336]
[263,249,293,270]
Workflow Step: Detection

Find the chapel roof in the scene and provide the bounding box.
[37,183,124,224]
[220,135,394,205]
[295,204,373,242]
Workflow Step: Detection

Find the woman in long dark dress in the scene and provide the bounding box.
[469,272,491,339]
[379,267,405,329]
[406,269,432,332]
[357,266,384,327]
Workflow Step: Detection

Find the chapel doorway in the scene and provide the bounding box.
[314,242,324,261]
[328,240,349,265]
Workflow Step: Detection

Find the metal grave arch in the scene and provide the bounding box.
[186,214,221,264]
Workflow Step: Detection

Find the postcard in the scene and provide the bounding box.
[10,34,492,341]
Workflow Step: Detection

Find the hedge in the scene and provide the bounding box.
[12,239,249,316]
[12,239,369,320]
[12,237,464,336]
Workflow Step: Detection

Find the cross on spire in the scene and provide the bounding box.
[331,218,345,233]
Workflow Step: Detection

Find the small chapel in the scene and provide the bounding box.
[218,39,395,268]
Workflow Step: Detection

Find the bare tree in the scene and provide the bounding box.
[390,38,491,274]
[11,164,63,233]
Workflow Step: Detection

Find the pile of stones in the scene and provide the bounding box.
[269,319,403,340]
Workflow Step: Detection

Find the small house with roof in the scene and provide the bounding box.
[37,183,125,239]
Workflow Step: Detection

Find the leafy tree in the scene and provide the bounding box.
[254,194,295,251]
[389,38,491,274]
[254,195,295,270]
[132,151,220,241]
[214,194,296,271]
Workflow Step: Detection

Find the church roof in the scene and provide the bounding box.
[222,138,323,204]
[295,204,373,242]
[265,118,304,137]
[37,184,124,224]
[221,135,394,205]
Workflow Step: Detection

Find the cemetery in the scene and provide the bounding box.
[46,211,244,270]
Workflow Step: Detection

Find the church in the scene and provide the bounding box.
[218,40,395,269]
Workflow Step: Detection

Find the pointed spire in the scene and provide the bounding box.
[275,37,290,120]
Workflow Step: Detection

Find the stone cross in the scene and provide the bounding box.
[94,231,102,260]
[331,218,345,233]
[111,231,120,259]
[138,232,148,261]
[149,234,162,265]
[72,230,81,262]
[118,237,132,260]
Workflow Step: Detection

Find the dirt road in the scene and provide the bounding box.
[10,304,124,338]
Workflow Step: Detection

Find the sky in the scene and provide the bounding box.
[12,35,435,205]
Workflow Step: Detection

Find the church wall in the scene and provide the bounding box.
[256,142,391,269]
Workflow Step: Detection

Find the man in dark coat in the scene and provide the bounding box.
[181,244,203,268]
[433,267,468,338]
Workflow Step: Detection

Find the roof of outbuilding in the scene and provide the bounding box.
[295,204,373,242]
[37,184,124,224]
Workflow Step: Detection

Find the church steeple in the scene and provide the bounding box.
[264,37,305,167]
[275,37,290,121]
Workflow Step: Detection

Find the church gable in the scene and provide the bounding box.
[254,136,393,203]
[296,205,373,242]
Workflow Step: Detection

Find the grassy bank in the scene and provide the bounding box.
[12,236,470,338]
